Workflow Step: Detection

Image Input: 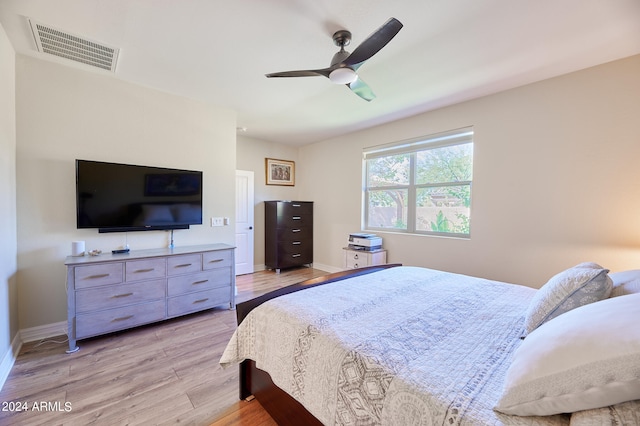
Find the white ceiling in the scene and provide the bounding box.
[1,0,639,146]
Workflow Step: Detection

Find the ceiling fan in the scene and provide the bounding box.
[265,17,403,101]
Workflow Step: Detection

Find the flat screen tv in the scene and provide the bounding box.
[76,159,203,233]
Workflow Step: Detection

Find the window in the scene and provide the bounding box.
[363,127,474,237]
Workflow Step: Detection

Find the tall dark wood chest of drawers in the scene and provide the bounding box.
[265,201,313,272]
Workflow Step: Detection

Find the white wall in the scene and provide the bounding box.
[236,135,300,268]
[298,55,640,288]
[16,55,237,329]
[0,22,18,380]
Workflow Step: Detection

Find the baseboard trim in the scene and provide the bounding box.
[19,321,67,343]
[311,263,341,274]
[0,333,22,391]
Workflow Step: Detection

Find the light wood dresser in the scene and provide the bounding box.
[65,243,235,353]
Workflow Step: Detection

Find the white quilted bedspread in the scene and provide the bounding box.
[220,266,632,425]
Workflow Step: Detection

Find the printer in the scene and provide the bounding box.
[348,233,382,251]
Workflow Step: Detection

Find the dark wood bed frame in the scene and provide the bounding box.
[235,264,402,426]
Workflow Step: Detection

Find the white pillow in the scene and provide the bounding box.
[523,263,612,334]
[609,270,640,297]
[495,293,640,416]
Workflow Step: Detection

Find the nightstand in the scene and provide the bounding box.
[343,247,387,269]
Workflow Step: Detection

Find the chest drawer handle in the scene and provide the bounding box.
[87,273,110,279]
[112,292,133,298]
[134,268,155,273]
[112,315,134,322]
[192,280,209,285]
[292,204,301,207]
[292,229,301,233]
[174,263,193,268]
[292,254,301,258]
[207,259,224,263]
[193,298,209,304]
[354,254,359,259]
[292,241,301,245]
[292,216,301,220]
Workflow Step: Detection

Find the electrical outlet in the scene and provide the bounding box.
[211,217,224,227]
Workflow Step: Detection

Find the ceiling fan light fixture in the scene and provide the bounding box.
[329,67,358,84]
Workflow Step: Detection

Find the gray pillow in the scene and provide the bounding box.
[523,262,612,335]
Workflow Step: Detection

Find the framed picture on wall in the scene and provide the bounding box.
[265,158,295,186]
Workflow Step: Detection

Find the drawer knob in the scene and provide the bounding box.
[292,204,301,207]
[135,268,155,273]
[112,315,134,322]
[354,254,359,259]
[193,298,209,304]
[292,241,301,245]
[292,254,301,258]
[174,263,192,268]
[87,273,110,279]
[292,216,301,220]
[354,263,359,268]
[112,292,133,298]
[208,259,224,263]
[193,280,209,285]
[292,229,301,233]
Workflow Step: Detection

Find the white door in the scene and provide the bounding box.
[235,170,254,275]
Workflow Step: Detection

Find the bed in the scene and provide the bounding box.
[220,264,640,425]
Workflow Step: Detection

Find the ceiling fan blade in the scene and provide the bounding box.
[348,77,376,102]
[266,68,331,78]
[343,18,403,67]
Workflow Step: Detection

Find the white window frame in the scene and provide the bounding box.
[362,127,474,238]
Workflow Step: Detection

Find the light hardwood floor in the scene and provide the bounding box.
[0,267,329,426]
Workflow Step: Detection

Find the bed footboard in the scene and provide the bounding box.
[235,264,401,325]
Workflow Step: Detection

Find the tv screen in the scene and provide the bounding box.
[76,159,203,233]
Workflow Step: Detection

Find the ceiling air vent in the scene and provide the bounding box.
[28,19,119,72]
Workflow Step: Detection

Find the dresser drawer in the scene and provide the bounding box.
[167,269,231,296]
[76,299,166,339]
[125,258,165,282]
[343,249,386,269]
[345,250,367,261]
[76,279,166,313]
[345,254,367,269]
[74,263,124,289]
[275,226,312,242]
[279,213,312,228]
[167,254,202,275]
[278,240,312,256]
[278,202,313,217]
[274,250,313,269]
[202,250,233,270]
[167,287,230,317]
